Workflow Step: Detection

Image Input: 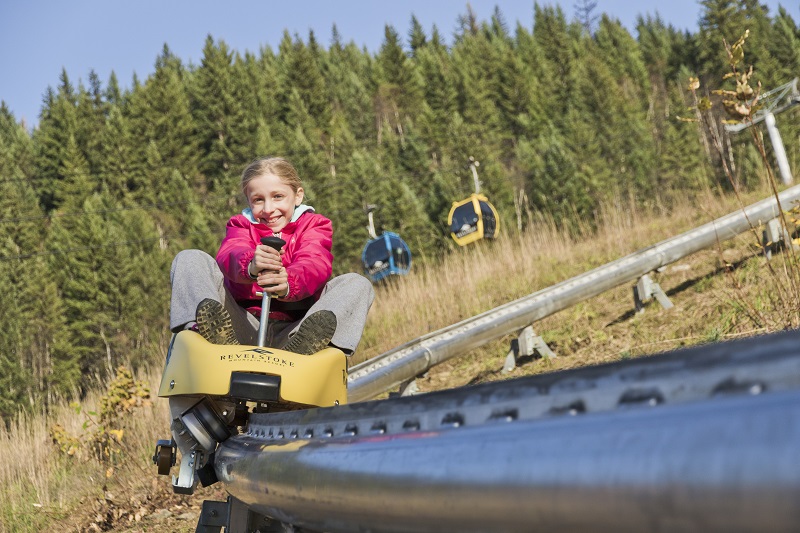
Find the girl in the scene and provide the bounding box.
[169,156,374,355]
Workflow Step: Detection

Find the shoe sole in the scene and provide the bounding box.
[283,310,337,355]
[196,299,238,345]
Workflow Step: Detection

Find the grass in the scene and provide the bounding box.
[1,183,797,532]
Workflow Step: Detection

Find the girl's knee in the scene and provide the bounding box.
[337,272,373,293]
[172,249,214,271]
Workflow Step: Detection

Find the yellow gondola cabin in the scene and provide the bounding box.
[448,193,500,246]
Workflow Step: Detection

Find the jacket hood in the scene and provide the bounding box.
[241,204,315,225]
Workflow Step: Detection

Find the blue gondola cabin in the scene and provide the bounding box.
[362,231,412,283]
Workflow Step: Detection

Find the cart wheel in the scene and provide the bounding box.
[157,445,173,476]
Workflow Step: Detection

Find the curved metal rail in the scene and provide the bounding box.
[347,185,800,402]
[217,330,800,533]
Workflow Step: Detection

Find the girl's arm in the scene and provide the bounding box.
[284,216,333,301]
[216,216,258,284]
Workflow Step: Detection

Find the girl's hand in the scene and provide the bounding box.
[250,244,288,297]
[257,267,289,297]
[251,243,284,274]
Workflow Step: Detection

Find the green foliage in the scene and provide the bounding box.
[0,2,798,414]
[192,36,254,190]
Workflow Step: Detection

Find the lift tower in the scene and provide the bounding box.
[724,78,800,185]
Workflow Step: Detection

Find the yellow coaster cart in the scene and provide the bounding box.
[153,237,347,495]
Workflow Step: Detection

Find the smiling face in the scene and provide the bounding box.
[245,173,304,232]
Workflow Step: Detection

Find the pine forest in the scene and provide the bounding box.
[1,1,799,420]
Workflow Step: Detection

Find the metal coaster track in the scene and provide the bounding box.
[214,330,800,532]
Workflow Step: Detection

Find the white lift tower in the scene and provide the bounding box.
[724,77,800,185]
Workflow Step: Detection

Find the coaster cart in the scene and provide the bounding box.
[152,237,347,494]
[447,157,500,247]
[361,204,412,283]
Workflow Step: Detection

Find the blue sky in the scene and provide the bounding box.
[1,0,797,128]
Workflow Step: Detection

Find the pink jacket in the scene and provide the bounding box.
[215,208,333,322]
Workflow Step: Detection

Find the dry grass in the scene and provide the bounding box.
[0,367,224,533]
[354,185,767,364]
[2,184,797,532]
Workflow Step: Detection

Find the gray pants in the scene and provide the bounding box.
[170,249,374,354]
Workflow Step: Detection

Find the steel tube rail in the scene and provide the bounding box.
[217,330,800,533]
[347,184,800,402]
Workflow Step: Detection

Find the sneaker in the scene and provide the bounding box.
[283,310,336,355]
[195,299,238,345]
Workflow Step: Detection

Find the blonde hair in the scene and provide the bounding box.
[240,157,303,193]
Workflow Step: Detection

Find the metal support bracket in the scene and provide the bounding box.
[399,378,420,397]
[762,217,798,259]
[173,449,203,495]
[633,274,673,313]
[503,326,555,373]
[196,496,281,533]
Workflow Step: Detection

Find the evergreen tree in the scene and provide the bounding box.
[638,15,685,195]
[574,0,600,35]
[276,31,331,129]
[74,71,108,177]
[0,102,34,178]
[638,15,697,83]
[698,0,773,84]
[33,69,78,210]
[532,4,577,118]
[769,7,800,84]
[414,40,458,153]
[517,125,594,225]
[0,131,71,407]
[577,56,643,200]
[55,134,95,208]
[658,86,713,193]
[0,106,38,410]
[47,192,135,391]
[157,169,218,252]
[128,45,200,189]
[494,31,544,142]
[114,202,172,368]
[450,22,505,168]
[105,70,123,108]
[191,35,253,190]
[322,30,374,147]
[595,16,650,100]
[408,15,428,56]
[239,48,281,141]
[374,25,424,130]
[99,106,139,201]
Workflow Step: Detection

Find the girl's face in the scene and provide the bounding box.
[245,173,304,232]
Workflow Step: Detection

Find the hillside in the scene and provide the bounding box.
[1,183,795,532]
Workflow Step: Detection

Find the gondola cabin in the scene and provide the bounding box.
[362,231,412,283]
[448,193,500,246]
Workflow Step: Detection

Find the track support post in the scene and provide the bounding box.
[762,217,798,259]
[399,377,420,396]
[633,274,673,313]
[503,325,555,373]
[196,496,279,533]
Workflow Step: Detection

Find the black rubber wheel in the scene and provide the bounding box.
[157,445,173,476]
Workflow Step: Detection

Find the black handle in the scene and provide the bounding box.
[258,237,286,290]
[256,236,285,348]
[261,236,286,251]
